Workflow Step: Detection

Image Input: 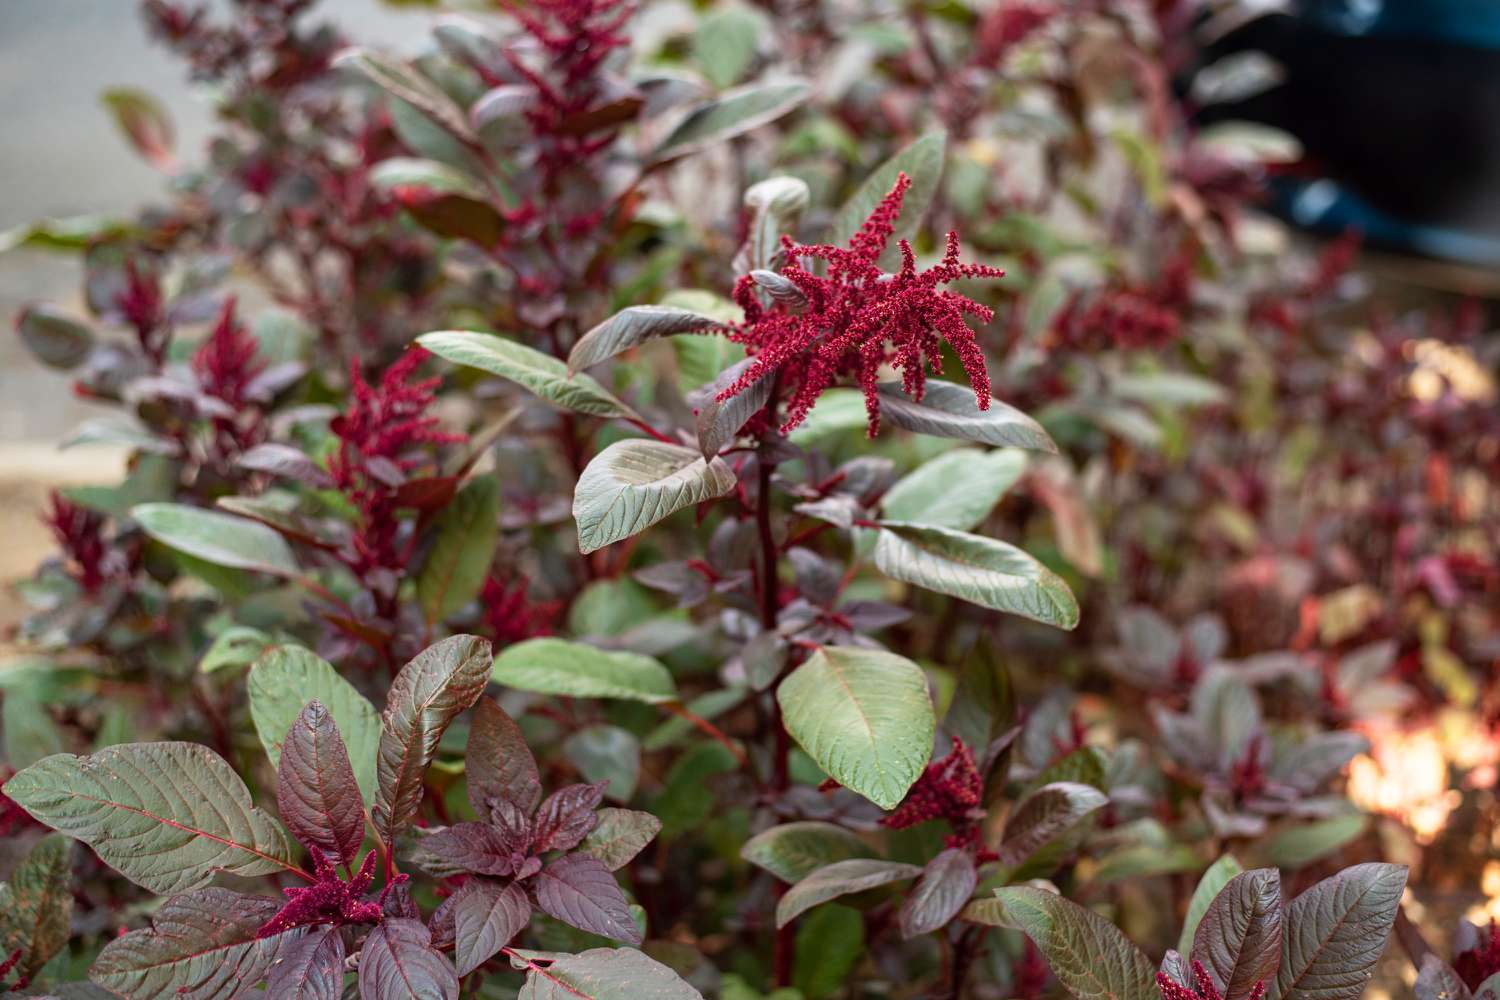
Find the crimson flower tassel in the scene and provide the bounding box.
[1157,960,1265,1000]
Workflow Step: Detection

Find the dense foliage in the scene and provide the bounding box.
[2,0,1498,998]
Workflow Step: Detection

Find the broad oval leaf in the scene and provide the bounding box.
[899,848,977,939]
[652,80,811,162]
[492,637,676,703]
[369,157,486,198]
[740,821,874,884]
[453,878,531,976]
[1180,854,1246,955]
[374,635,494,845]
[997,781,1108,871]
[358,918,460,1000]
[876,380,1058,452]
[569,306,725,372]
[990,886,1158,1000]
[249,645,381,806]
[874,522,1080,629]
[832,131,946,255]
[418,330,637,419]
[418,476,500,624]
[277,701,366,867]
[1276,862,1407,1000]
[573,439,737,554]
[132,503,301,578]
[533,853,642,944]
[0,834,74,981]
[265,927,345,1000]
[1193,868,1282,1000]
[880,447,1027,532]
[775,859,923,928]
[581,808,662,871]
[17,304,95,369]
[778,646,935,810]
[512,947,705,999]
[1110,371,1228,408]
[3,743,295,894]
[89,888,298,1000]
[691,355,774,460]
[467,697,542,816]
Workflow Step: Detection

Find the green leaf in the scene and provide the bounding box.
[335,48,476,144]
[248,645,381,806]
[100,87,175,169]
[776,646,935,810]
[880,447,1027,531]
[569,306,725,372]
[369,156,486,198]
[3,686,64,770]
[1179,854,1245,956]
[832,132,946,257]
[873,522,1080,629]
[581,808,662,871]
[776,859,923,927]
[511,947,705,999]
[16,304,95,369]
[418,476,500,624]
[876,381,1058,452]
[418,330,638,419]
[944,641,1015,754]
[132,503,301,578]
[374,636,493,845]
[1193,868,1282,1000]
[3,743,296,894]
[1110,372,1228,408]
[693,5,767,88]
[491,637,676,703]
[795,904,864,1000]
[989,886,1157,1000]
[652,80,811,162]
[563,725,641,802]
[89,888,301,1000]
[1261,813,1368,870]
[740,821,875,884]
[198,625,274,674]
[0,834,74,981]
[573,440,737,554]
[1276,863,1407,1000]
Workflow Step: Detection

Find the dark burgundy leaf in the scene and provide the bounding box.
[265,926,345,1000]
[357,918,459,1000]
[421,822,529,877]
[1193,868,1282,1000]
[466,697,542,817]
[531,781,607,853]
[898,848,977,939]
[452,878,531,976]
[532,853,642,945]
[277,700,366,867]
[395,475,460,511]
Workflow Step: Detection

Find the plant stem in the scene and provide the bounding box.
[943,925,982,1000]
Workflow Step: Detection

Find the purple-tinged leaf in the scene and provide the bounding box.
[1192,868,1282,1000]
[1415,955,1474,1000]
[507,947,704,998]
[532,781,607,853]
[358,918,459,1000]
[100,88,175,170]
[88,888,297,999]
[997,781,1107,870]
[420,822,529,877]
[452,878,531,975]
[373,635,493,845]
[237,443,334,489]
[775,859,923,928]
[533,854,642,945]
[265,926,345,1000]
[581,808,662,871]
[1277,863,1408,1000]
[466,697,541,816]
[276,700,366,867]
[0,834,73,981]
[898,848,977,939]
[17,304,95,370]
